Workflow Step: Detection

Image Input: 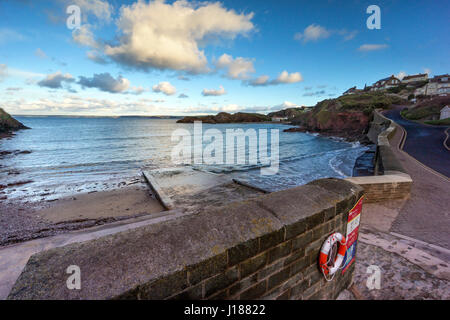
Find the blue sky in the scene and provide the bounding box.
[0,0,448,116]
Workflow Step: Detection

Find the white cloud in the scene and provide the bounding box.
[128,86,147,95]
[72,25,99,48]
[38,71,75,89]
[35,48,47,59]
[337,29,358,41]
[247,75,270,86]
[275,71,303,84]
[87,51,108,64]
[178,93,189,98]
[294,24,330,43]
[202,85,226,96]
[0,64,7,82]
[358,44,389,52]
[424,68,432,76]
[216,54,255,79]
[276,101,301,109]
[0,28,25,44]
[78,73,130,93]
[2,96,168,116]
[295,25,357,43]
[152,81,177,96]
[396,71,407,80]
[100,0,254,73]
[303,90,326,97]
[73,0,113,22]
[246,71,303,86]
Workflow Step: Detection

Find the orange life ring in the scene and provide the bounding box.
[319,232,347,276]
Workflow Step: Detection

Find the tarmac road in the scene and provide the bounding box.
[383,108,450,177]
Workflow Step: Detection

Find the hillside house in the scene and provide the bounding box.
[440,106,450,120]
[271,116,288,122]
[402,73,429,83]
[426,74,450,96]
[371,75,401,91]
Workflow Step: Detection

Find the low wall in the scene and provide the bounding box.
[346,109,412,203]
[8,178,363,300]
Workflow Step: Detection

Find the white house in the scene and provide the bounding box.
[426,74,449,96]
[440,106,450,120]
[371,75,401,91]
[402,73,428,83]
[271,116,288,122]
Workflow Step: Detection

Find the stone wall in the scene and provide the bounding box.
[346,109,412,203]
[8,178,363,300]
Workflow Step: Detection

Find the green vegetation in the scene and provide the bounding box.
[316,110,332,126]
[402,106,441,120]
[267,107,306,119]
[335,92,406,111]
[0,108,28,133]
[401,96,450,122]
[387,83,407,94]
[424,118,450,126]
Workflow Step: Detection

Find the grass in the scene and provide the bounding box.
[401,105,442,120]
[424,118,450,126]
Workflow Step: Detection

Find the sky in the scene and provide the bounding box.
[0,0,448,116]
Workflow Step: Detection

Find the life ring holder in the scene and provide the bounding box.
[318,232,347,281]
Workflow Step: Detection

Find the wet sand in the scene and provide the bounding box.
[0,168,265,247]
[0,183,165,247]
[37,186,164,223]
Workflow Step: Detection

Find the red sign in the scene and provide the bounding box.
[342,196,363,274]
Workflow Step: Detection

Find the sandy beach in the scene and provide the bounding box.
[0,180,165,246]
[0,167,266,247]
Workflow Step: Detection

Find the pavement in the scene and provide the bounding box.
[379,109,450,249]
[383,108,450,177]
[344,109,450,300]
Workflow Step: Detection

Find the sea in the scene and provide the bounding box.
[0,116,368,202]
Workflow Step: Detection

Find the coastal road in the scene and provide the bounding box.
[379,108,450,249]
[383,108,450,177]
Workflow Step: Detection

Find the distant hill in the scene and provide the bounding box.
[267,107,310,119]
[0,108,29,134]
[177,112,271,123]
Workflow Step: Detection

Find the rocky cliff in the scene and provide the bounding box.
[0,108,28,134]
[177,112,271,124]
[286,92,406,142]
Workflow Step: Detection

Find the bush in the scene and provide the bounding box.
[424,118,450,125]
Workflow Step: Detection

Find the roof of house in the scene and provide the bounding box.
[441,106,450,111]
[402,73,428,80]
[373,75,400,86]
[431,74,449,83]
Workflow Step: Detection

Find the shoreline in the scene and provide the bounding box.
[0,184,165,247]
